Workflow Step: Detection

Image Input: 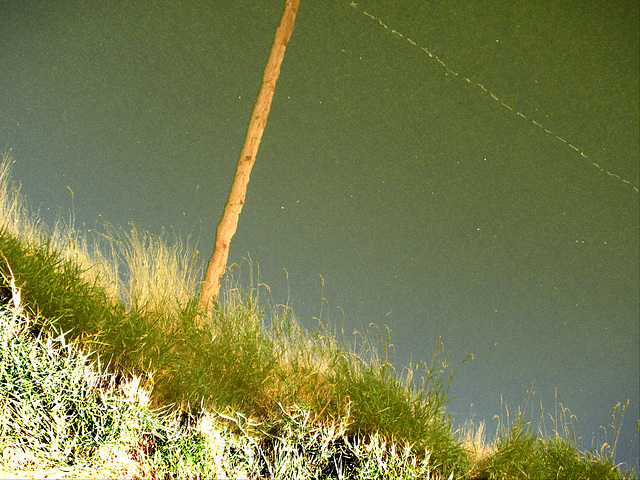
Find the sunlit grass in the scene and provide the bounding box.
[0,258,449,479]
[0,150,636,478]
[472,388,638,479]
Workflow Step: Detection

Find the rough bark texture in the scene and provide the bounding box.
[199,0,299,319]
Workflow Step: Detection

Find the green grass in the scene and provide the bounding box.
[472,391,635,480]
[0,151,637,479]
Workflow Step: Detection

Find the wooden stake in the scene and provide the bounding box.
[199,0,299,318]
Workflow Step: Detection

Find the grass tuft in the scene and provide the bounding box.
[477,389,637,480]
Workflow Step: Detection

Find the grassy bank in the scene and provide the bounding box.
[0,151,636,479]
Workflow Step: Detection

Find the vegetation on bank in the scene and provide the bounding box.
[0,152,636,479]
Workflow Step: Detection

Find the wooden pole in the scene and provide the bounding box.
[199,0,299,318]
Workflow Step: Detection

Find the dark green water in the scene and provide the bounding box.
[1,0,638,467]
